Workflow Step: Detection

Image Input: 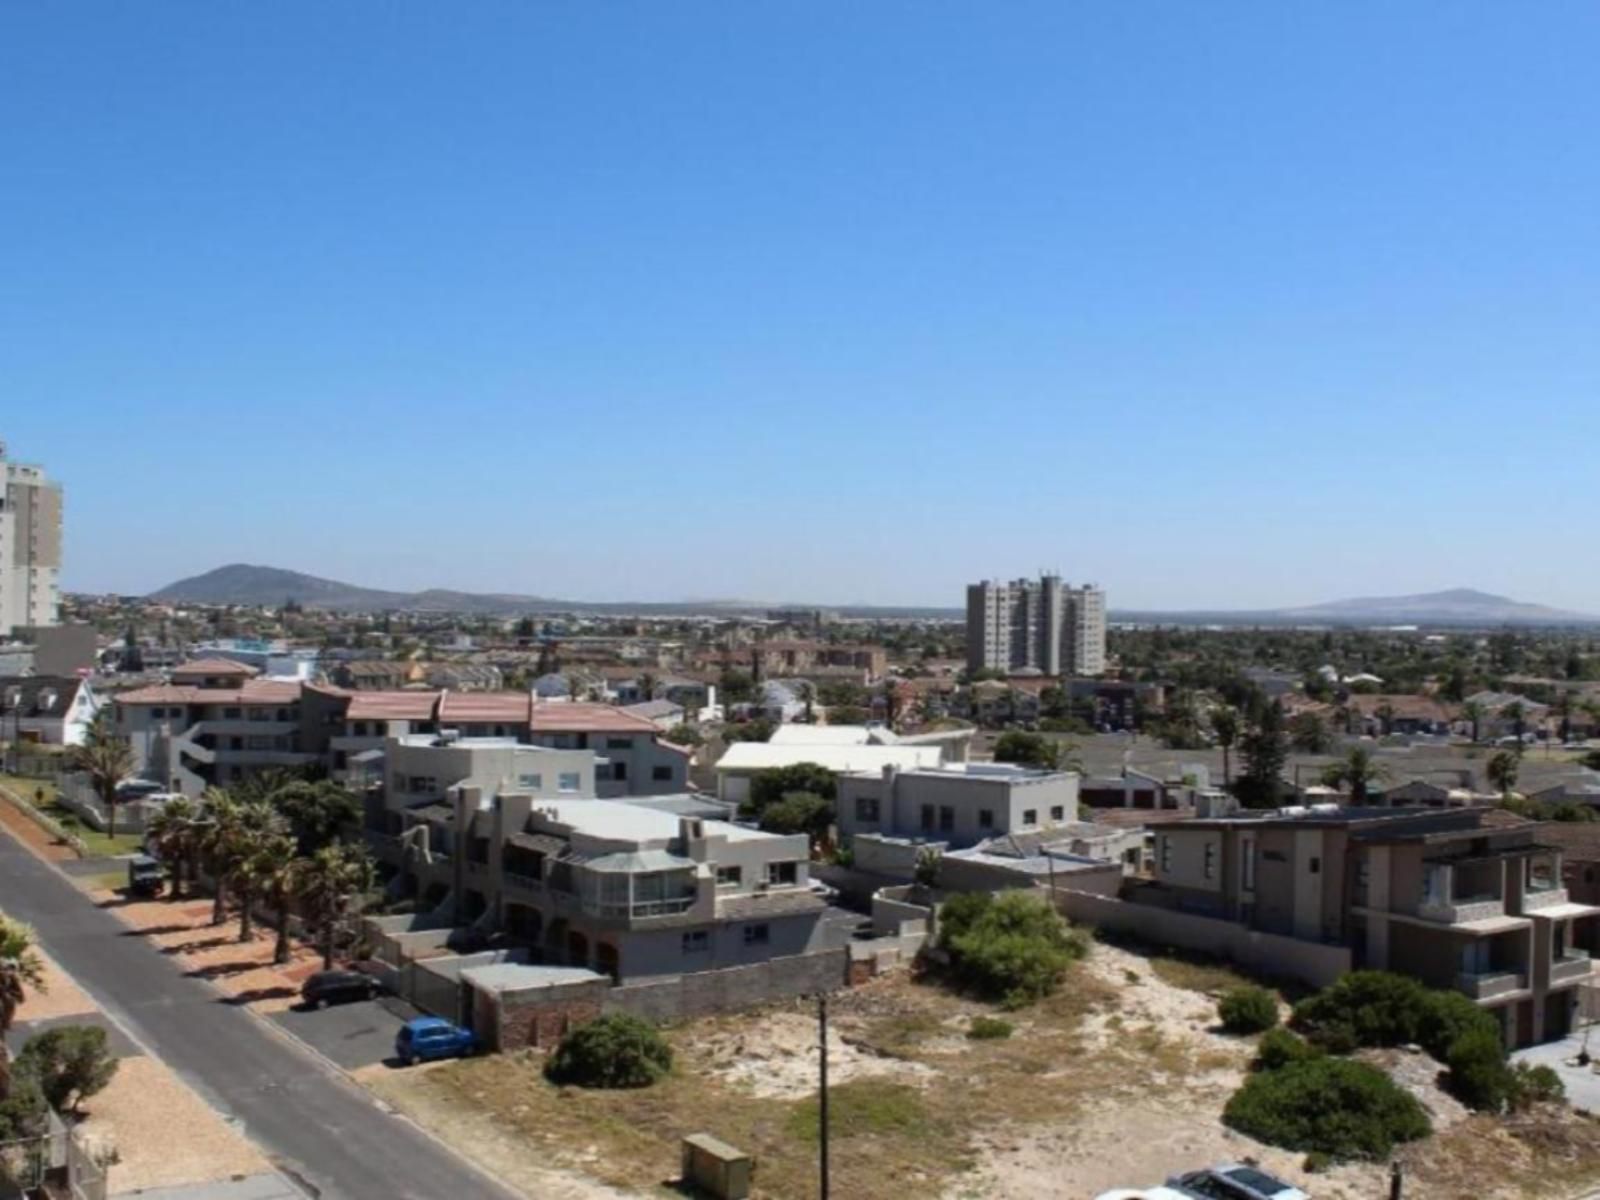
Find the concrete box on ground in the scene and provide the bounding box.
[681,1133,752,1200]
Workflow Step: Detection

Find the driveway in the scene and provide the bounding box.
[0,825,522,1200]
[1512,1029,1600,1113]
[270,995,421,1070]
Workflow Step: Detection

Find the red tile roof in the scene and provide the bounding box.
[171,658,260,678]
[347,691,442,720]
[529,701,659,734]
[115,679,301,706]
[440,691,533,724]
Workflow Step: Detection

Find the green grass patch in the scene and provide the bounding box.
[966,1016,1014,1041]
[787,1079,938,1143]
[39,802,145,857]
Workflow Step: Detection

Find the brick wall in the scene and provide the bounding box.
[603,949,848,1023]
[494,980,610,1051]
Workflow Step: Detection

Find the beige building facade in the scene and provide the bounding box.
[0,443,63,634]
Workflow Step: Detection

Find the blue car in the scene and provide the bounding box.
[395,1017,478,1065]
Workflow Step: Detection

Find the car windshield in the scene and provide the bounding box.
[1224,1168,1285,1195]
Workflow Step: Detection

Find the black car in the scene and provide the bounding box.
[301,969,380,1009]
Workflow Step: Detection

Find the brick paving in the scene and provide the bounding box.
[90,890,323,1013]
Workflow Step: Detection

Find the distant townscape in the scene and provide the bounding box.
[4,434,1600,1200]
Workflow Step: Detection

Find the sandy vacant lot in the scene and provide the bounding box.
[364,938,1600,1200]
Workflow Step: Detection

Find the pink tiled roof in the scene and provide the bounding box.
[529,701,659,734]
[171,658,260,678]
[115,679,301,706]
[440,691,533,724]
[347,691,442,720]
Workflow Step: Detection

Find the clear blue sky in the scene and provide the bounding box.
[4,4,1599,611]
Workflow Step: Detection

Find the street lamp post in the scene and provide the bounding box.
[818,993,830,1200]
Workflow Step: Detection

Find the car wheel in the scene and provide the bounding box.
[366,983,379,1001]
[315,997,329,1010]
[403,1053,416,1067]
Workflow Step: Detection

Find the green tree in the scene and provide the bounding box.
[1487,749,1521,798]
[662,723,703,748]
[757,791,833,845]
[1,915,45,1097]
[1211,705,1240,786]
[15,1026,118,1114]
[269,779,361,855]
[146,795,201,899]
[745,763,837,819]
[992,731,1059,770]
[1461,700,1484,744]
[936,891,1087,1009]
[195,789,243,927]
[254,832,301,965]
[295,842,373,970]
[1289,712,1332,754]
[1223,1057,1430,1161]
[1237,702,1288,808]
[544,1014,672,1089]
[227,802,287,944]
[67,719,135,836]
[1321,747,1387,804]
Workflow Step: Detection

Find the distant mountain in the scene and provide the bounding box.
[1120,588,1600,628]
[144,564,959,619]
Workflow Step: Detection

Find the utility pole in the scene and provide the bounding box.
[818,993,830,1200]
[1389,1160,1403,1200]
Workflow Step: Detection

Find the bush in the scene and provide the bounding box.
[1509,1062,1566,1109]
[16,1026,119,1113]
[1291,970,1430,1050]
[967,1016,1014,1041]
[1445,1027,1516,1112]
[0,1068,48,1142]
[1218,986,1279,1034]
[1223,1057,1431,1161]
[544,1014,673,1089]
[757,791,833,842]
[1255,1028,1321,1072]
[1416,989,1500,1061]
[936,891,1088,1009]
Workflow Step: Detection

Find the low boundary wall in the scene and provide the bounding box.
[604,948,848,1022]
[1055,889,1352,988]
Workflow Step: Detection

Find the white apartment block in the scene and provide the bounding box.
[0,442,63,634]
[965,574,1106,677]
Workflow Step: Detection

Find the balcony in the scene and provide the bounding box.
[591,896,697,920]
[504,871,543,894]
[1417,894,1506,926]
[1456,969,1526,1000]
[1550,950,1594,986]
[1522,887,1572,914]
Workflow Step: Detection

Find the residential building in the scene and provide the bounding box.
[0,441,63,634]
[371,735,829,981]
[1145,806,1598,1046]
[747,640,887,681]
[713,740,944,806]
[965,574,1106,677]
[0,675,101,746]
[837,762,1081,849]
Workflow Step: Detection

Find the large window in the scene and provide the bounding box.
[682,931,709,954]
[1022,809,1038,827]
[652,765,673,782]
[716,865,742,887]
[766,861,798,886]
[558,772,581,793]
[938,806,955,833]
[920,804,935,832]
[517,773,543,789]
[743,923,770,946]
[855,796,881,823]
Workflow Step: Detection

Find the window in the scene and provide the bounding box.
[920,804,935,832]
[855,796,880,823]
[1049,806,1064,822]
[938,806,954,833]
[716,866,742,887]
[1159,836,1171,874]
[1242,836,1257,891]
[247,707,269,721]
[606,736,632,750]
[1022,809,1038,826]
[223,707,242,720]
[352,721,369,737]
[652,765,673,782]
[558,772,581,793]
[517,773,543,790]
[682,931,709,954]
[743,923,770,945]
[407,775,437,794]
[978,809,994,829]
[1355,854,1368,891]
[1203,842,1216,880]
[613,761,628,782]
[767,861,798,886]
[1308,856,1321,876]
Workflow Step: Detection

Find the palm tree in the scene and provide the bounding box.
[1322,747,1388,804]
[1,914,45,1093]
[68,720,135,837]
[1211,705,1240,787]
[1375,701,1397,738]
[195,789,242,926]
[295,843,373,971]
[227,802,286,943]
[797,681,815,725]
[639,671,658,703]
[1505,700,1527,743]
[1461,700,1485,745]
[146,796,200,899]
[1488,749,1521,798]
[254,832,301,965]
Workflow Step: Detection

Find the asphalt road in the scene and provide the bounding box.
[0,830,524,1200]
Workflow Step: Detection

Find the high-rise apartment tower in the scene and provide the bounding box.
[0,440,63,634]
[965,574,1105,677]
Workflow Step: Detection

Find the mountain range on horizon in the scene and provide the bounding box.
[135,564,1600,626]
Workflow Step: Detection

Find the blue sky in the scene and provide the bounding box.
[4,5,1599,610]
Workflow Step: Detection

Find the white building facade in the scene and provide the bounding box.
[0,443,63,634]
[965,574,1106,677]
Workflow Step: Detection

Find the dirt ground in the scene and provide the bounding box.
[360,939,1600,1200]
[14,948,98,1022]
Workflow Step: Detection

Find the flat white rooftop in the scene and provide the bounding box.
[715,742,943,775]
[531,798,773,844]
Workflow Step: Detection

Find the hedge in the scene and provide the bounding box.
[1223,1057,1431,1161]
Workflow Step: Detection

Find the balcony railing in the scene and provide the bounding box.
[591,897,697,920]
[1417,895,1506,926]
[1522,887,1571,913]
[1551,950,1593,985]
[1455,969,1526,1000]
[504,871,543,893]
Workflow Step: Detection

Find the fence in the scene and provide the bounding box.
[1053,888,1353,989]
[0,1112,106,1200]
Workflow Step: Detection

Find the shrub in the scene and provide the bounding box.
[1254,1028,1321,1072]
[16,1026,119,1113]
[1416,989,1501,1061]
[0,1068,48,1142]
[967,1016,1014,1041]
[1223,1057,1431,1161]
[1218,985,1279,1034]
[1290,970,1430,1049]
[936,891,1088,1009]
[1445,1027,1516,1112]
[544,1014,673,1089]
[1303,1151,1333,1174]
[1509,1062,1566,1109]
[757,791,833,842]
